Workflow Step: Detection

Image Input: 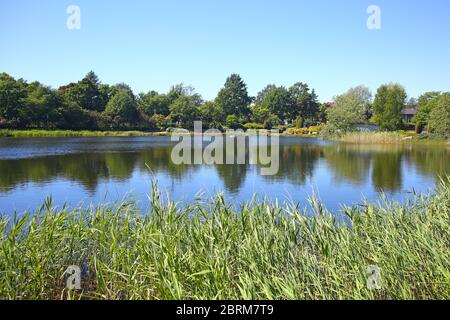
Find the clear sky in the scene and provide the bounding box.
[1,0,449,101]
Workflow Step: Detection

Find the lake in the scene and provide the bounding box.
[0,136,449,215]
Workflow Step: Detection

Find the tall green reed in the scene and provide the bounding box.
[0,178,449,300]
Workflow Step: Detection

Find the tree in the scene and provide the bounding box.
[56,101,93,130]
[318,103,330,123]
[428,93,450,139]
[215,74,252,120]
[167,84,202,106]
[413,91,441,128]
[105,88,137,121]
[254,84,277,105]
[23,82,63,128]
[61,71,107,112]
[250,103,272,124]
[198,101,224,128]
[138,91,170,117]
[289,82,320,124]
[258,86,294,123]
[372,84,406,131]
[225,114,241,129]
[0,73,27,127]
[169,95,200,129]
[324,86,372,135]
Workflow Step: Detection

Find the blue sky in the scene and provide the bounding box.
[1,0,449,101]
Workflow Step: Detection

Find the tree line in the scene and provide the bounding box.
[323,84,449,138]
[0,71,448,138]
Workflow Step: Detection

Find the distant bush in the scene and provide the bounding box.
[225,115,242,130]
[415,122,424,134]
[273,125,288,132]
[243,123,264,130]
[308,125,323,133]
[288,125,322,135]
[295,116,303,129]
[150,114,170,131]
[262,114,281,129]
[428,93,450,139]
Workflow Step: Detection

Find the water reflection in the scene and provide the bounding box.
[0,137,448,213]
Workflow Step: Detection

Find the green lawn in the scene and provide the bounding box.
[0,129,168,138]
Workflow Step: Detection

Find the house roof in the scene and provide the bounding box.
[401,107,417,116]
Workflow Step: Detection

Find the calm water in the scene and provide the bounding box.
[0,136,449,215]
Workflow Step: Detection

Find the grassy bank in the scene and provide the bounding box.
[1,179,449,300]
[0,129,168,138]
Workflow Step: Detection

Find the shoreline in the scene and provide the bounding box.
[1,129,449,146]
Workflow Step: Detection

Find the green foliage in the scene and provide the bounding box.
[215,74,252,120]
[259,86,294,122]
[372,84,406,131]
[415,122,424,134]
[57,102,94,130]
[0,71,446,136]
[105,89,137,121]
[428,93,450,139]
[289,82,320,123]
[254,84,276,105]
[198,101,224,128]
[318,103,329,123]
[225,114,242,129]
[23,82,63,128]
[323,86,372,136]
[0,73,27,127]
[243,122,265,130]
[295,116,304,128]
[61,71,108,112]
[413,91,442,127]
[167,84,202,106]
[263,114,281,129]
[138,91,170,117]
[169,95,201,129]
[288,125,322,135]
[149,114,170,131]
[0,180,449,299]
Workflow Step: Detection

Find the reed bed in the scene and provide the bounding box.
[335,132,407,144]
[0,179,449,300]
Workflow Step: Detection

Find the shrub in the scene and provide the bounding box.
[244,123,264,130]
[273,125,288,132]
[415,122,424,134]
[263,114,281,129]
[150,114,169,131]
[225,115,242,130]
[295,116,304,128]
[288,125,323,135]
[428,94,450,139]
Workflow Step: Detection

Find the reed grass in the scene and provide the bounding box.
[335,132,407,144]
[333,131,449,145]
[0,179,449,300]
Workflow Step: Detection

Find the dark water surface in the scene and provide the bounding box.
[0,136,448,215]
